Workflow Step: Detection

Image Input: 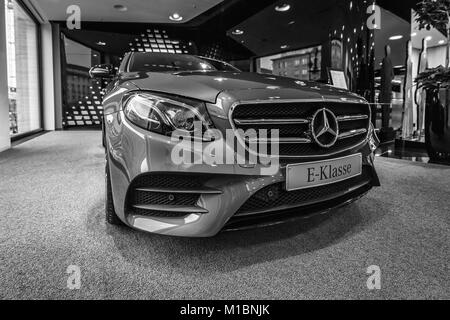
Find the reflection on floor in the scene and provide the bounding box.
[376,141,430,164]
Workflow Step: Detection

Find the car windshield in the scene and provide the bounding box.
[128,53,239,73]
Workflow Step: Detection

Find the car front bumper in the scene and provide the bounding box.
[106,112,380,237]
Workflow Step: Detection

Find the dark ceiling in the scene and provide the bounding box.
[376,0,419,22]
[58,0,279,59]
[228,0,342,57]
[58,0,423,61]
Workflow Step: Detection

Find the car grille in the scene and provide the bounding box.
[235,166,372,216]
[230,101,371,158]
[126,174,221,218]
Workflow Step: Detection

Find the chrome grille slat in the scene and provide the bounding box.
[337,114,369,122]
[133,204,209,214]
[338,129,368,140]
[247,137,312,144]
[234,118,309,125]
[135,187,222,194]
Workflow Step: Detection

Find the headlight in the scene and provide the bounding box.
[123,93,214,136]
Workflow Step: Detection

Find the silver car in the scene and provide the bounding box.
[91,52,380,237]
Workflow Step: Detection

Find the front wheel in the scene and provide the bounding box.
[105,159,124,225]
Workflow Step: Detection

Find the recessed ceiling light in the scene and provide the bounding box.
[113,4,127,11]
[288,20,295,25]
[96,41,106,46]
[169,13,183,21]
[438,40,445,45]
[275,4,290,12]
[232,29,244,35]
[425,36,432,41]
[389,35,403,40]
[411,32,417,37]
[280,45,289,49]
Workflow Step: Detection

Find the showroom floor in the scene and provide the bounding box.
[0,131,449,300]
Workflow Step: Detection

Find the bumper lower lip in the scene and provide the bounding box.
[223,181,372,232]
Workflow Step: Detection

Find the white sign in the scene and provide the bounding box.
[330,70,348,90]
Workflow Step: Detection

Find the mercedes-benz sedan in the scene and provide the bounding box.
[92,52,380,237]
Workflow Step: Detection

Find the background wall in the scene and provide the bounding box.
[41,22,55,131]
[427,45,447,68]
[0,2,12,152]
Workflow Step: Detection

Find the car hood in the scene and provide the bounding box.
[124,71,364,103]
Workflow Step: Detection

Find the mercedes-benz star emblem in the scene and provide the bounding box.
[310,108,339,148]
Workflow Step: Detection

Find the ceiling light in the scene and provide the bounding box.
[96,41,106,46]
[438,40,445,45]
[280,45,289,49]
[113,4,127,11]
[275,4,290,12]
[425,36,432,41]
[411,32,417,37]
[232,29,244,35]
[169,13,183,21]
[288,20,295,25]
[389,35,403,40]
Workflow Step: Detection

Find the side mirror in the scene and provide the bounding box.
[89,64,114,79]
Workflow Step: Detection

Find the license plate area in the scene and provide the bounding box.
[286,154,362,191]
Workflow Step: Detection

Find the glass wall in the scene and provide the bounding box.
[61,36,102,127]
[256,46,322,81]
[4,0,41,136]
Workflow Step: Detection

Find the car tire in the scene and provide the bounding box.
[105,159,124,226]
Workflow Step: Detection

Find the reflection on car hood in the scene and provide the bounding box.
[124,71,363,103]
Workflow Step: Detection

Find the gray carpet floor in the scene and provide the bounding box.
[0,131,449,300]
